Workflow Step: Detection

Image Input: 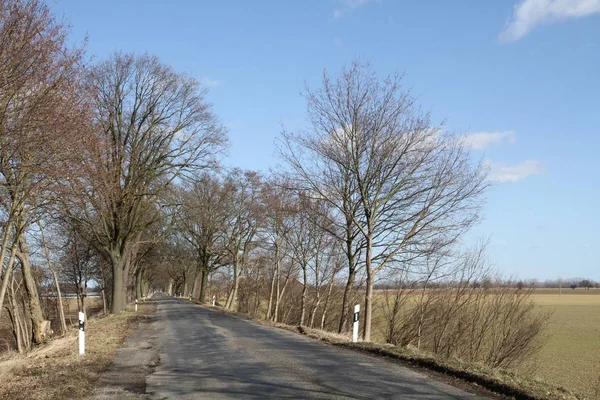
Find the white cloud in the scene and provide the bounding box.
[201,76,222,88]
[333,37,343,47]
[487,159,545,182]
[500,0,600,42]
[464,131,517,150]
[531,242,547,249]
[333,0,382,20]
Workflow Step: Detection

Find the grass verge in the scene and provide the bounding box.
[0,302,155,400]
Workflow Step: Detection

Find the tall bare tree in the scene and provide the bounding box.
[281,62,488,340]
[261,179,296,322]
[0,0,87,343]
[64,53,227,313]
[177,174,228,303]
[222,170,262,311]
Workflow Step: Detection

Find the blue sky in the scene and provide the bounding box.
[49,0,599,280]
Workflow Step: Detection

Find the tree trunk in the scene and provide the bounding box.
[7,279,23,353]
[135,266,143,300]
[309,294,320,328]
[0,217,15,315]
[338,210,358,333]
[274,267,292,323]
[363,232,373,342]
[338,267,356,333]
[192,267,203,299]
[8,306,23,353]
[101,288,107,314]
[227,255,242,311]
[225,259,238,310]
[19,237,46,344]
[321,275,336,330]
[20,292,31,348]
[50,268,67,334]
[38,223,67,333]
[229,266,241,311]
[199,268,208,303]
[273,263,281,322]
[266,252,278,320]
[0,242,18,321]
[110,253,127,314]
[300,264,307,326]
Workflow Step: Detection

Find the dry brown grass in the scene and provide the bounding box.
[0,302,154,400]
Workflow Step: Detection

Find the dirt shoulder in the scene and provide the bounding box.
[0,300,156,400]
[86,300,159,400]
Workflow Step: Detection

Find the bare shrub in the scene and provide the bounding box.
[380,247,551,370]
[379,281,412,345]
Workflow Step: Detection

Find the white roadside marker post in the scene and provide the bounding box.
[78,311,85,355]
[352,304,360,343]
[135,298,138,312]
[212,295,216,306]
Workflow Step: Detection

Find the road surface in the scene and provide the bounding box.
[142,295,485,399]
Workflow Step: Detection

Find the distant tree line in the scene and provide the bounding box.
[374,277,600,290]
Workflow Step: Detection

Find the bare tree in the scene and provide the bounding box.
[281,62,488,341]
[64,53,227,313]
[0,0,86,343]
[261,179,296,322]
[36,221,67,334]
[177,174,228,303]
[58,224,96,314]
[279,122,365,333]
[282,196,313,326]
[222,170,262,311]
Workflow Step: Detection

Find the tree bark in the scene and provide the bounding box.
[101,288,107,314]
[300,263,308,326]
[266,246,278,320]
[363,232,373,342]
[18,236,46,344]
[199,268,208,303]
[0,216,15,314]
[273,262,281,322]
[38,223,67,333]
[192,267,203,299]
[228,254,243,311]
[7,277,23,353]
[50,268,67,334]
[0,242,18,322]
[321,275,336,330]
[135,266,143,300]
[338,265,356,333]
[110,252,127,314]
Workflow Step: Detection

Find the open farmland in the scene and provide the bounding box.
[527,290,600,398]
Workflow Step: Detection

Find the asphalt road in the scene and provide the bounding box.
[142,295,485,399]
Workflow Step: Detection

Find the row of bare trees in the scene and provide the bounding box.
[1,0,546,373]
[160,173,349,330]
[153,62,548,370]
[0,0,227,351]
